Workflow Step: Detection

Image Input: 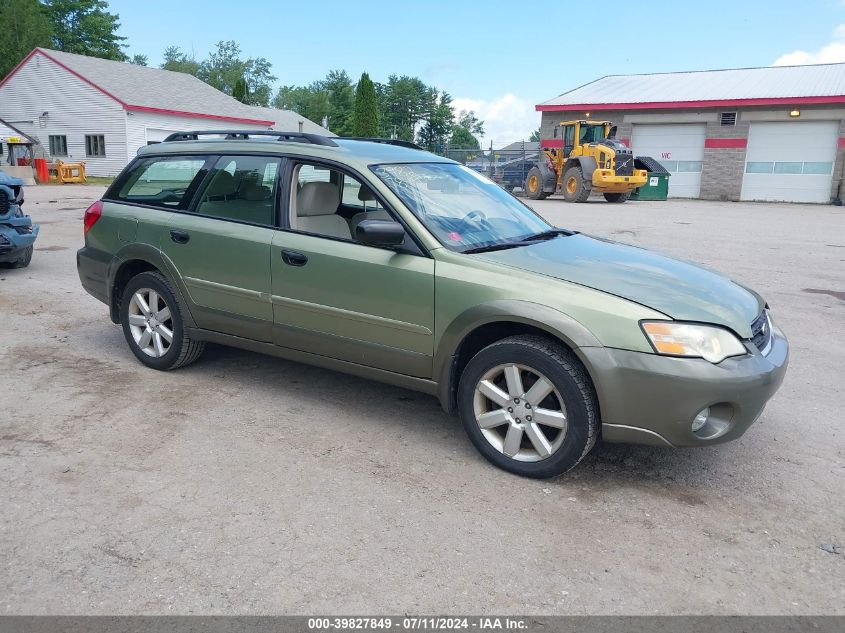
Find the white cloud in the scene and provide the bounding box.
[452,93,539,146]
[773,24,845,65]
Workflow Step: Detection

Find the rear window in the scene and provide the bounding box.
[113,156,207,209]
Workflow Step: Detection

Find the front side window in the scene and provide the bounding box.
[371,162,550,252]
[49,135,67,157]
[195,155,280,225]
[114,156,207,208]
[85,134,106,157]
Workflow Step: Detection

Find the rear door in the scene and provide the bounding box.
[159,154,281,341]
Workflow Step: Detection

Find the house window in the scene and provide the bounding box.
[49,135,67,157]
[85,135,106,157]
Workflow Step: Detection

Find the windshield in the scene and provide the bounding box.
[370,162,551,252]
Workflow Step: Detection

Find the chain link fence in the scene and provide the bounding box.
[435,140,540,193]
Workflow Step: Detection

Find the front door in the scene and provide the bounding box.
[270,161,435,377]
[159,154,281,341]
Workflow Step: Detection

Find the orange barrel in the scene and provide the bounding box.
[34,158,49,183]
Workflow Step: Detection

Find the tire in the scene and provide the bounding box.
[457,335,599,478]
[562,166,591,203]
[120,271,205,370]
[603,192,630,203]
[10,245,32,268]
[524,167,547,200]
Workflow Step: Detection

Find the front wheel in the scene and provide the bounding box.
[457,335,599,478]
[120,271,205,370]
[603,192,630,203]
[562,166,591,202]
[524,167,547,200]
[10,245,33,268]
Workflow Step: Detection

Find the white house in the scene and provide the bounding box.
[0,48,330,176]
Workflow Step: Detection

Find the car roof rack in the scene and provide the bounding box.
[162,130,339,147]
[341,137,424,151]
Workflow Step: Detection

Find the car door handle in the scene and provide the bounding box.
[170,229,190,244]
[281,249,308,267]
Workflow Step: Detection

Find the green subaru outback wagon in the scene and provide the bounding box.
[77,131,788,478]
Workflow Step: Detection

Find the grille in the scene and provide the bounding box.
[750,311,771,352]
[614,154,634,176]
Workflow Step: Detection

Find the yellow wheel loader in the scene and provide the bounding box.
[524,120,649,203]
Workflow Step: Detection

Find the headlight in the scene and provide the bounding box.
[641,321,746,363]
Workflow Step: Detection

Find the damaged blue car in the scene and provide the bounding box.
[0,169,38,268]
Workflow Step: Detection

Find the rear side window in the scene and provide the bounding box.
[194,155,280,226]
[114,156,207,209]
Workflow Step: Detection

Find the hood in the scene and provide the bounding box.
[0,169,24,187]
[476,234,763,338]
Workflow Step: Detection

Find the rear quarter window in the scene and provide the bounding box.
[111,156,208,209]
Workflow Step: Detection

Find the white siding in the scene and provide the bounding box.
[0,51,127,176]
[125,110,270,159]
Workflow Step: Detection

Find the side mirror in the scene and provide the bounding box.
[355,219,406,246]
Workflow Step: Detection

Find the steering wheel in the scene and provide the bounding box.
[455,209,490,233]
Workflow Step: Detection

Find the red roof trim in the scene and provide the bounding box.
[539,139,564,148]
[536,95,845,112]
[705,138,747,149]
[838,137,845,149]
[1,48,275,127]
[125,105,274,126]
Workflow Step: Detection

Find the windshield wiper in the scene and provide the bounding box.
[523,228,577,241]
[461,229,577,254]
[462,241,527,254]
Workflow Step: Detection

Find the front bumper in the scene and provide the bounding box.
[592,170,648,190]
[0,222,39,262]
[580,326,789,447]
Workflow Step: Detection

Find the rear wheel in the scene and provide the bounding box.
[457,335,599,478]
[120,271,205,370]
[524,167,547,200]
[603,192,630,203]
[562,166,591,203]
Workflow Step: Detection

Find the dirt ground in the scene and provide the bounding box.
[1,185,843,614]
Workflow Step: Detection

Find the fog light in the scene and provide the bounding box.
[692,408,710,433]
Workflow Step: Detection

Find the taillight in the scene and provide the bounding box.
[83,200,103,234]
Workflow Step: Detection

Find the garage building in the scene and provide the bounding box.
[537,63,845,203]
[0,48,329,176]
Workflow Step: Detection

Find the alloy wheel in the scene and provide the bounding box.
[472,363,568,462]
[127,288,174,358]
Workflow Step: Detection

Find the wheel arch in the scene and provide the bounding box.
[434,301,602,413]
[564,156,598,180]
[108,244,196,327]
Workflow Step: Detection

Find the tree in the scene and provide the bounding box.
[529,128,541,142]
[323,69,354,136]
[44,0,126,60]
[130,53,148,66]
[378,74,428,141]
[0,0,53,80]
[273,83,329,124]
[456,110,485,137]
[197,40,275,106]
[352,72,378,137]
[161,45,200,76]
[233,76,249,103]
[417,89,454,152]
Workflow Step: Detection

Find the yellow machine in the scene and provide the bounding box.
[525,120,648,203]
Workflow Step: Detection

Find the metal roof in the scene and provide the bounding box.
[537,62,845,111]
[3,48,330,131]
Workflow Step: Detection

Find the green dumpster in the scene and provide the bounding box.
[630,157,670,201]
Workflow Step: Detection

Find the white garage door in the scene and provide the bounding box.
[740,121,838,204]
[632,124,706,198]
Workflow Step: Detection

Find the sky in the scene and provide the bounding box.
[110,0,845,144]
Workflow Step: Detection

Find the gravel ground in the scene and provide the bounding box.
[1,185,843,615]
